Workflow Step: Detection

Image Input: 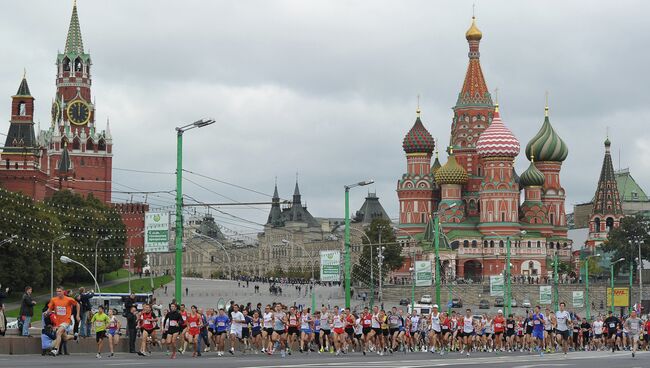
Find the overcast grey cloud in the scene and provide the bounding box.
[1,0,649,233]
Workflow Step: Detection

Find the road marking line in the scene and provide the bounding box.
[106,363,149,366]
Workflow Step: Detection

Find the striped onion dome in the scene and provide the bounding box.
[403,111,435,154]
[476,106,520,158]
[434,152,468,185]
[524,107,568,162]
[519,158,545,187]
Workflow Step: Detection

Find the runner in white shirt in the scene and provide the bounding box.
[461,309,475,356]
[429,305,442,353]
[320,307,332,353]
[555,302,571,355]
[262,305,274,353]
[592,316,604,351]
[229,305,245,354]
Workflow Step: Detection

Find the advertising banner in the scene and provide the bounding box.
[572,291,584,308]
[320,250,341,282]
[144,212,170,252]
[606,287,630,307]
[539,285,552,305]
[415,261,432,287]
[490,275,504,296]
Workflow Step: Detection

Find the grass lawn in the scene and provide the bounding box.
[5,275,173,319]
[101,268,130,282]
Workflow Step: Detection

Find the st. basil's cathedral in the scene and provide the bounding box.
[397,17,572,281]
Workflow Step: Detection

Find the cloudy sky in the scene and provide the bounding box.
[1,0,648,234]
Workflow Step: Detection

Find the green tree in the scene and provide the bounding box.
[352,218,404,287]
[600,214,650,275]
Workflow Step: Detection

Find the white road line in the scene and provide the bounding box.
[106,363,149,366]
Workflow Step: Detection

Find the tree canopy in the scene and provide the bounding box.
[600,214,650,275]
[352,218,404,287]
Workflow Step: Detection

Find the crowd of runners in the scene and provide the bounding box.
[37,284,650,360]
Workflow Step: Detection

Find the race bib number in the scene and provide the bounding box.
[218,322,225,327]
[95,321,104,327]
[609,323,615,328]
[170,320,178,327]
[528,321,533,326]
[56,306,66,316]
[534,320,540,325]
[507,324,513,328]
[190,322,197,328]
[495,323,502,328]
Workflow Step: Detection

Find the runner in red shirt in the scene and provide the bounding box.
[493,310,506,352]
[361,307,373,354]
[185,305,202,357]
[137,304,158,356]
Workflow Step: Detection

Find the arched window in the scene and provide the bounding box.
[527,241,531,248]
[549,242,554,249]
[74,57,83,72]
[18,101,26,116]
[63,57,71,72]
[606,217,614,232]
[471,240,477,248]
[463,240,469,248]
[549,213,554,224]
[72,137,81,150]
[98,139,106,151]
[86,139,94,151]
[483,240,488,248]
[536,241,541,248]
[490,240,494,248]
[594,217,601,232]
[499,240,504,248]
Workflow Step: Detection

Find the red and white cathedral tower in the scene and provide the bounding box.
[397,108,436,235]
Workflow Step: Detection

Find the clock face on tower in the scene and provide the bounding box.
[67,100,91,126]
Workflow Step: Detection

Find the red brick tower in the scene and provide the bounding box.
[450,17,495,217]
[0,76,48,199]
[397,108,436,234]
[586,137,623,248]
[46,1,112,202]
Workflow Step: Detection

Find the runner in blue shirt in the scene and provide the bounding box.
[532,306,545,356]
[214,309,230,356]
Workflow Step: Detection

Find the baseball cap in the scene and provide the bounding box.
[433,304,439,309]
[498,309,503,314]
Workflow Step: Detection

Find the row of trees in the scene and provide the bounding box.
[0,189,126,291]
[600,214,650,276]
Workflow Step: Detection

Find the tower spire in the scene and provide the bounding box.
[65,0,84,54]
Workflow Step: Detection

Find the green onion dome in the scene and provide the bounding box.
[431,152,442,175]
[525,107,568,162]
[519,157,545,187]
[435,152,468,185]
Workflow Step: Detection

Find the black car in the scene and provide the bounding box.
[451,298,463,308]
[479,299,490,309]
[399,298,410,306]
[494,297,504,307]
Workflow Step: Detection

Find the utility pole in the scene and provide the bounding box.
[378,245,385,306]
[553,251,559,312]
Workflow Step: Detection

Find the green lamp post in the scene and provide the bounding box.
[344,180,374,309]
[174,118,215,303]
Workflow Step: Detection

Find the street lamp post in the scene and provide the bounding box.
[349,227,374,308]
[553,251,559,312]
[610,257,625,314]
[193,232,232,279]
[584,253,601,320]
[51,234,68,298]
[94,235,111,282]
[283,239,316,311]
[378,246,385,306]
[344,179,374,309]
[409,251,416,313]
[175,118,215,304]
[491,230,525,316]
[432,203,456,307]
[60,256,101,294]
[638,240,645,309]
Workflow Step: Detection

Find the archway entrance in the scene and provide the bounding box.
[464,260,483,282]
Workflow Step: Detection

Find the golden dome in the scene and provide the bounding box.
[465,16,482,41]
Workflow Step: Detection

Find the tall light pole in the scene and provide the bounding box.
[638,240,645,309]
[344,179,374,309]
[61,256,101,294]
[431,203,456,307]
[378,245,385,306]
[553,251,559,312]
[584,253,601,320]
[610,257,625,314]
[51,234,68,298]
[175,118,216,303]
[94,235,111,282]
[409,250,416,313]
[491,230,525,316]
[349,227,374,307]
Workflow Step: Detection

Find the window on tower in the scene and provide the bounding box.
[18,101,26,116]
[63,57,71,72]
[98,139,106,151]
[72,137,81,150]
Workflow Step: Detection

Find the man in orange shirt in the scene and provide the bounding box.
[48,286,80,355]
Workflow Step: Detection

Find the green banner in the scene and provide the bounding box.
[539,285,552,305]
[320,250,340,282]
[490,275,504,296]
[572,291,584,308]
[144,212,170,252]
[415,261,432,286]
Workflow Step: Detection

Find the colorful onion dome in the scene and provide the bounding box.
[512,167,523,191]
[476,106,520,158]
[435,150,468,185]
[403,109,435,154]
[465,16,482,41]
[525,106,568,162]
[431,151,442,175]
[520,157,545,187]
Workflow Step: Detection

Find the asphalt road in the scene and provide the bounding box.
[0,350,647,368]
